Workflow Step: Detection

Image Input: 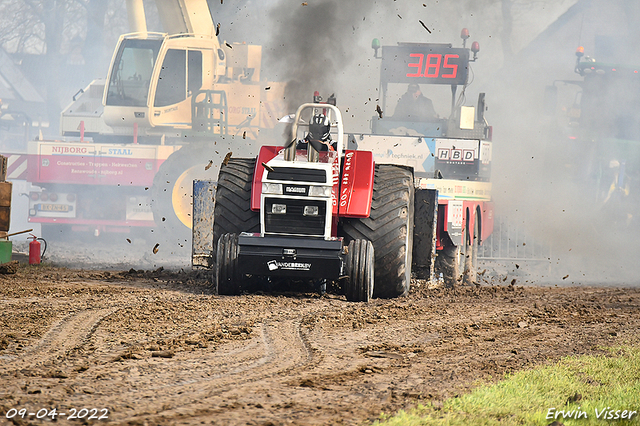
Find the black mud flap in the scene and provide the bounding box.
[412,188,438,280]
[192,179,216,268]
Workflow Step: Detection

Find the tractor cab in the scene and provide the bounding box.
[369,30,489,142]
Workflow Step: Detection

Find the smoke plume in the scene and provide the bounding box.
[264,0,371,111]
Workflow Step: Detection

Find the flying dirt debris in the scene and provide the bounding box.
[205,160,213,171]
[222,152,232,166]
[419,20,432,33]
[153,244,160,254]
[376,105,383,118]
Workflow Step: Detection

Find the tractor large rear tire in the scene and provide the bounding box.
[340,165,414,298]
[344,239,374,302]
[212,158,260,251]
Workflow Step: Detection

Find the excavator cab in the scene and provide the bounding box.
[103,32,224,133]
[104,37,161,108]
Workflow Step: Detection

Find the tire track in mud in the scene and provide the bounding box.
[72,319,313,422]
[0,308,119,372]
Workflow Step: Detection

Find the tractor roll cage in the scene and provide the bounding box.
[285,103,345,164]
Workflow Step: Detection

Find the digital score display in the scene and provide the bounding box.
[380,45,469,86]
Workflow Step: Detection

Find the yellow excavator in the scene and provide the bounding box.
[32,0,285,246]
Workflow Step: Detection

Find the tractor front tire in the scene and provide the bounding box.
[215,233,241,295]
[340,165,414,298]
[344,239,374,302]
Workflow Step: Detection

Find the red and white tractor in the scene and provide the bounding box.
[210,101,414,301]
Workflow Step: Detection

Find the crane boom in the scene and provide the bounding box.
[126,0,147,33]
[154,0,215,35]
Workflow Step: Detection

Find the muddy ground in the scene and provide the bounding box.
[1,243,640,425]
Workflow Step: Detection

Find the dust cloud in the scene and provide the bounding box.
[256,0,640,285]
[262,0,476,126]
[263,0,388,112]
[484,0,640,285]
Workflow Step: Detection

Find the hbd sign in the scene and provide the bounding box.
[437,148,476,162]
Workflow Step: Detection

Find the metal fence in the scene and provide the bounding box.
[478,215,552,266]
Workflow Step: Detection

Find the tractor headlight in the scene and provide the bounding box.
[262,183,283,194]
[303,205,319,216]
[308,186,332,197]
[271,203,287,214]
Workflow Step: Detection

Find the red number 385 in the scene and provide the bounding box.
[406,53,459,79]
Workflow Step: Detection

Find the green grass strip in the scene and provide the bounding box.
[373,346,640,425]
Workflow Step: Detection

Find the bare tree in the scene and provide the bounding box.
[459,0,561,61]
[0,0,129,133]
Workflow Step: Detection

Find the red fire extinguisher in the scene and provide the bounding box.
[29,234,47,265]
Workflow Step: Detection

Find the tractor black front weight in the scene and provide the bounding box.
[236,234,344,279]
[214,233,372,302]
